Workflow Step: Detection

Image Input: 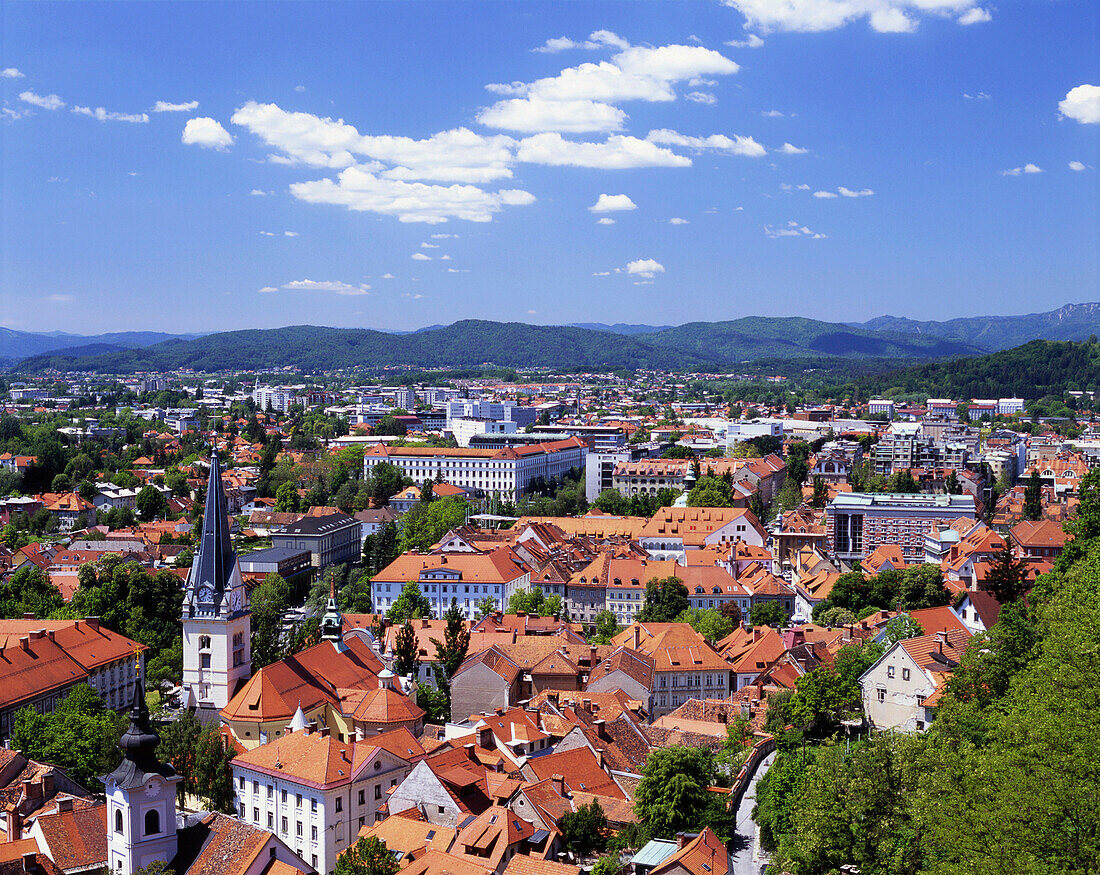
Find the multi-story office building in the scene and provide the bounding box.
[363,438,587,501]
[826,492,977,563]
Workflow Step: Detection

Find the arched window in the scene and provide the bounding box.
[114,809,123,834]
[199,635,211,650]
[145,809,160,836]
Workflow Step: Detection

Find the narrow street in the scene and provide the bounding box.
[730,752,775,875]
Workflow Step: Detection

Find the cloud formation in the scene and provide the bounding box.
[646,128,766,157]
[626,258,665,279]
[182,117,234,149]
[1059,84,1100,124]
[724,1,992,33]
[19,90,65,110]
[480,38,739,134]
[1069,160,1087,172]
[1000,163,1042,176]
[596,217,616,224]
[153,100,199,112]
[1,68,24,79]
[765,220,826,238]
[73,105,148,123]
[589,193,637,212]
[281,279,369,295]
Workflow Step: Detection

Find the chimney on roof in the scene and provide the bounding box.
[319,726,331,738]
[22,613,34,620]
[56,796,73,813]
[594,718,607,740]
[18,637,29,652]
[631,626,640,650]
[6,810,21,839]
[595,749,604,768]
[41,773,53,797]
[676,832,689,850]
[935,630,946,655]
[421,618,430,629]
[84,617,100,631]
[478,728,495,750]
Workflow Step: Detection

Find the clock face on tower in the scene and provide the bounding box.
[198,584,214,602]
[144,781,158,798]
[231,588,241,611]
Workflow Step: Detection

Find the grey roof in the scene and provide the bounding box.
[278,512,360,536]
[237,546,312,566]
[632,839,679,868]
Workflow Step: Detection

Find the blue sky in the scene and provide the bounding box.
[2,1,1097,335]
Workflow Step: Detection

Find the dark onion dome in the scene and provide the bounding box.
[105,680,176,790]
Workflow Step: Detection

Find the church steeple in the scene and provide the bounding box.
[182,448,251,710]
[188,451,236,614]
[321,578,346,652]
[105,679,181,875]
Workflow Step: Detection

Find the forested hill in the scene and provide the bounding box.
[12,317,982,375]
[858,339,1100,399]
[643,316,982,360]
[13,322,725,374]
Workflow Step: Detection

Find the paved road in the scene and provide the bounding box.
[729,751,775,875]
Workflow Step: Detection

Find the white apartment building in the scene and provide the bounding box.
[233,721,416,874]
[449,417,518,448]
[253,384,295,413]
[363,438,587,501]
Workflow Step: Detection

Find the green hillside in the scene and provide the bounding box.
[858,338,1100,400]
[645,316,982,361]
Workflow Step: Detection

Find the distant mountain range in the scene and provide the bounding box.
[0,328,201,365]
[5,303,1098,375]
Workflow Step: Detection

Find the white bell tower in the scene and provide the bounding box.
[182,451,252,710]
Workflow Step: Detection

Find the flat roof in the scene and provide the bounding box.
[238,546,311,565]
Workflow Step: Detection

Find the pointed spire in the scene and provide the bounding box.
[289,703,308,733]
[190,451,236,607]
[106,680,174,788]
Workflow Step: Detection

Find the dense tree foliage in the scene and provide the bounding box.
[636,576,689,623]
[335,837,400,875]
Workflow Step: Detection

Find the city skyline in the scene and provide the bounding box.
[2,0,1096,335]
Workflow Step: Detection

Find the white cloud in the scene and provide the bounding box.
[480,41,740,134]
[597,217,616,224]
[233,102,517,182]
[813,190,838,198]
[533,30,630,53]
[590,193,637,212]
[1,68,25,79]
[295,85,306,92]
[411,252,432,260]
[626,258,665,279]
[957,7,991,24]
[779,142,808,154]
[258,286,278,293]
[446,267,467,273]
[726,34,765,48]
[182,117,234,149]
[281,279,370,295]
[869,8,915,32]
[761,109,785,117]
[2,108,25,120]
[152,100,199,112]
[440,254,452,260]
[516,133,691,168]
[420,242,440,248]
[1000,163,1043,176]
[838,186,874,197]
[527,309,538,314]
[290,167,535,223]
[73,105,149,123]
[431,233,458,238]
[963,91,991,100]
[646,128,766,157]
[1059,84,1100,124]
[250,189,269,196]
[477,96,626,133]
[669,217,689,224]
[592,271,612,276]
[19,90,65,110]
[284,231,299,237]
[686,91,717,105]
[259,231,276,236]
[381,273,396,279]
[765,220,826,238]
[724,1,989,33]
[1069,160,1087,171]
